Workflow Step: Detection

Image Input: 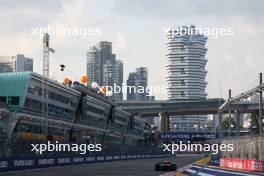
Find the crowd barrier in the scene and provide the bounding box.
[0,154,171,172]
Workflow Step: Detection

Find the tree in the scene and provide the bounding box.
[220,117,236,131]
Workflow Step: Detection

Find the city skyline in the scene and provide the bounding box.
[0,1,264,175]
[0,0,263,100]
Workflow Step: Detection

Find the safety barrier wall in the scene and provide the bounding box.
[0,154,171,172]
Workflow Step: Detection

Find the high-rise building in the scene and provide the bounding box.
[127,72,139,100]
[0,54,33,73]
[86,46,101,85]
[127,67,152,101]
[115,60,123,101]
[165,25,209,131]
[86,41,123,101]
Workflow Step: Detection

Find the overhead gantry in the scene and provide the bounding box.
[218,73,264,136]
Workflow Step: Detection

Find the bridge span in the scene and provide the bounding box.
[116,98,262,117]
[116,98,263,133]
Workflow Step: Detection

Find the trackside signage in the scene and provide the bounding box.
[0,154,170,172]
[220,158,264,172]
[160,132,218,141]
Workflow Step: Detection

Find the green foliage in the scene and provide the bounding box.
[220,117,236,130]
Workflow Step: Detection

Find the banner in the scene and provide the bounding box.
[160,132,218,141]
[0,154,170,172]
[220,158,264,173]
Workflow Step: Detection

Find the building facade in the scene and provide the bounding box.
[86,46,102,85]
[0,72,154,157]
[0,54,33,73]
[127,67,150,101]
[115,60,124,101]
[87,41,123,101]
[165,25,210,131]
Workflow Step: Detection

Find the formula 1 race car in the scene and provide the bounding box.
[155,161,177,171]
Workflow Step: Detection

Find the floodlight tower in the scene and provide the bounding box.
[43,33,55,78]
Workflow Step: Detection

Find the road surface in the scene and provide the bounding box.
[2,155,203,176]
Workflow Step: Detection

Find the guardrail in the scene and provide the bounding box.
[0,154,171,172]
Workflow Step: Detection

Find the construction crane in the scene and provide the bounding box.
[43,33,55,78]
[42,33,55,137]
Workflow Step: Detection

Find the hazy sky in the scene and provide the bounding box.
[0,0,263,100]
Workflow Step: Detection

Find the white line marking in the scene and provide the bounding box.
[185,168,214,176]
[159,171,177,176]
[185,168,197,174]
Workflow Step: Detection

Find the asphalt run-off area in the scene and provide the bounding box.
[1,155,203,176]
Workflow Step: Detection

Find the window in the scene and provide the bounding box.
[27,87,35,94]
[86,104,105,115]
[35,86,42,96]
[8,96,20,105]
[181,80,186,86]
[47,104,73,119]
[180,57,185,63]
[180,68,186,74]
[180,48,186,52]
[24,98,42,112]
[48,91,72,105]
[181,91,186,97]
[0,96,6,103]
[0,119,4,133]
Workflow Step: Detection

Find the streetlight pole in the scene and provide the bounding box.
[228,89,232,137]
[259,73,263,136]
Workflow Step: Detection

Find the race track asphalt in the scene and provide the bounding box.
[1,154,204,176]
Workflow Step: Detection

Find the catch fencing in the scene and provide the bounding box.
[221,135,264,160]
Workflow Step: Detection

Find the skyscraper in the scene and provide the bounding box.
[165,25,208,131]
[0,54,33,73]
[86,46,101,85]
[115,60,123,101]
[127,67,150,101]
[86,41,123,101]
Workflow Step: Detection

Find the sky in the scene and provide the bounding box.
[0,0,263,100]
